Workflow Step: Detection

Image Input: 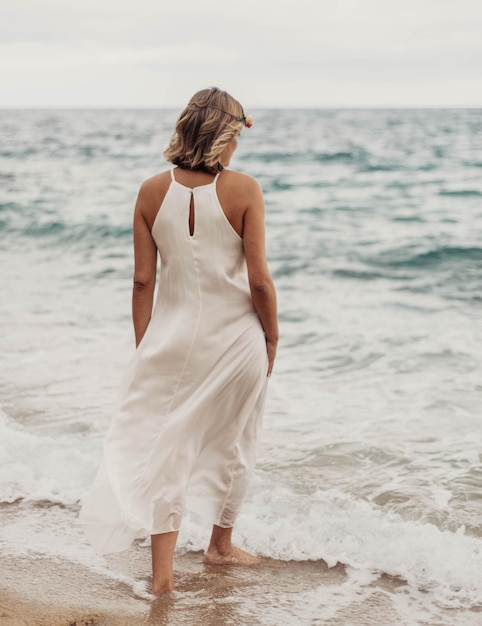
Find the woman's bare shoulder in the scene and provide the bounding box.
[222,169,260,187]
[139,170,172,197]
[135,170,172,228]
[220,170,262,202]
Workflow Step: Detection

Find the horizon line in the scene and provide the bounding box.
[1,104,482,110]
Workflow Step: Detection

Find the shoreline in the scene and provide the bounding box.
[1,502,481,625]
[1,551,397,626]
[0,547,348,625]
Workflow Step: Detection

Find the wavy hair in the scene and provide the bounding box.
[164,87,245,175]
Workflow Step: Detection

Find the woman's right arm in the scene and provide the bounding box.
[242,179,279,376]
[131,173,171,347]
[132,180,159,348]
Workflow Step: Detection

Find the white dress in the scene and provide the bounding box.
[79,168,268,554]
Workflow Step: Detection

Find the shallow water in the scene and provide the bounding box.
[1,108,482,623]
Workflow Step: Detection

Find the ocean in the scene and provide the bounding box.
[1,108,481,625]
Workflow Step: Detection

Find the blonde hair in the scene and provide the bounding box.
[164,87,245,175]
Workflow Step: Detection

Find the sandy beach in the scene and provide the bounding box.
[2,503,481,626]
[0,550,397,626]
[0,502,404,626]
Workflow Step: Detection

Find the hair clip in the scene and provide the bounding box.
[235,113,253,128]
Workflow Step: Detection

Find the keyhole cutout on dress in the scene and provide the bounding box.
[189,192,195,237]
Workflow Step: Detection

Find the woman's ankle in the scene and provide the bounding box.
[207,525,233,555]
[152,574,175,593]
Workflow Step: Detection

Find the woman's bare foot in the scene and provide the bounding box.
[203,545,262,566]
[204,524,262,566]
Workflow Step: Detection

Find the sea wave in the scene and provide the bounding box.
[1,216,132,245]
[1,407,481,610]
[439,189,482,197]
[366,245,482,269]
[0,409,98,505]
[313,150,360,163]
[236,483,482,609]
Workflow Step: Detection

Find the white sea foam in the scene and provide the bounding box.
[1,406,481,610]
[178,478,482,610]
[0,408,100,504]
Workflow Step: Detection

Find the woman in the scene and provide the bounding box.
[79,87,278,593]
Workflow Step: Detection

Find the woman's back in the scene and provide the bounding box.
[149,167,256,334]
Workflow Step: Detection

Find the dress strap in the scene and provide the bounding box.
[170,167,176,182]
[213,170,222,184]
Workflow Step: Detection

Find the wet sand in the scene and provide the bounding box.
[1,503,480,626]
[0,519,398,626]
[0,551,404,626]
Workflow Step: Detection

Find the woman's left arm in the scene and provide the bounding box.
[132,181,158,348]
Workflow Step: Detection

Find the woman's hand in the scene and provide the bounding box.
[266,337,278,377]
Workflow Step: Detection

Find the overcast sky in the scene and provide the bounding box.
[1,0,482,108]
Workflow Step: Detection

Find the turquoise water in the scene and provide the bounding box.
[1,108,482,623]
